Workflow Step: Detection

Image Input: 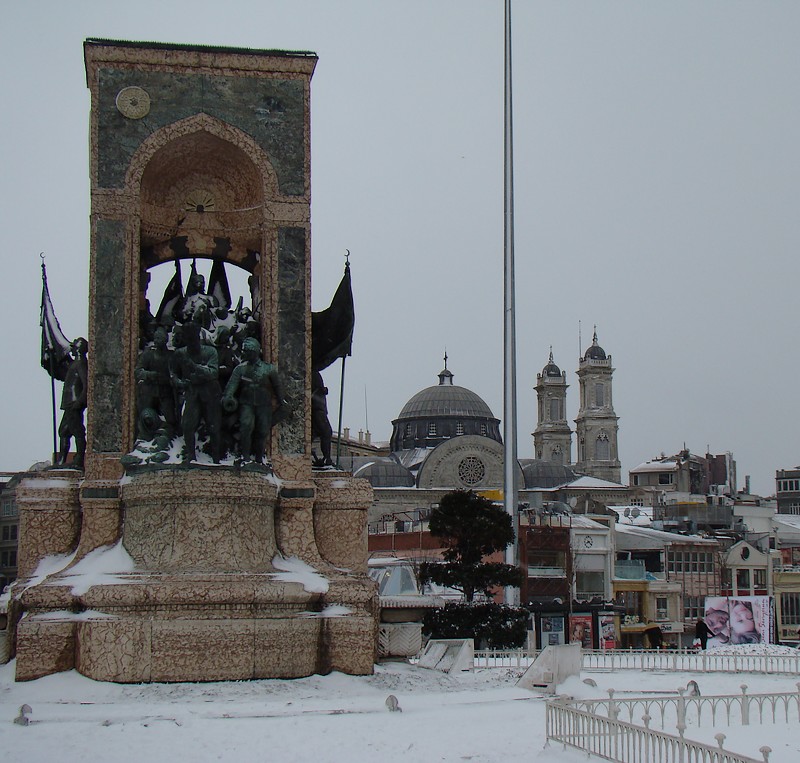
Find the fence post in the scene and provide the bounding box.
[741,684,749,726]
[676,687,687,738]
[796,682,800,722]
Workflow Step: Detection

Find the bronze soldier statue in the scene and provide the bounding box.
[134,326,177,440]
[57,337,88,469]
[222,337,285,463]
[172,322,221,463]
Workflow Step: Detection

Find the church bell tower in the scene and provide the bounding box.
[533,349,572,465]
[574,329,620,483]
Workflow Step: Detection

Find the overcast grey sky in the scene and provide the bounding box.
[2,1,799,496]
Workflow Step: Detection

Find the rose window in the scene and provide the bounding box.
[458,456,485,486]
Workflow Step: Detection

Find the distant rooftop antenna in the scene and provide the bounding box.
[364,384,369,433]
[578,320,582,359]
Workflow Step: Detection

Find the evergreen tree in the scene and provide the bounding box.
[419,490,523,602]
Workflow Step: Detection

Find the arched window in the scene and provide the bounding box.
[428,422,437,437]
[595,433,610,461]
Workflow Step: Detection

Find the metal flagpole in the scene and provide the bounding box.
[335,355,346,468]
[41,255,59,464]
[503,0,520,606]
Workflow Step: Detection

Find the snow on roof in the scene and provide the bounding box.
[773,514,800,530]
[566,475,626,489]
[615,523,717,549]
[630,459,679,473]
[570,515,609,530]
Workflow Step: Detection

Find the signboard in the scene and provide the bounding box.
[703,595,774,647]
[568,614,593,648]
[598,612,617,650]
[540,616,565,646]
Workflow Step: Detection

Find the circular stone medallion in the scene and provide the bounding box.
[116,86,151,119]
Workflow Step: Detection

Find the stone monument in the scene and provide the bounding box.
[9,40,377,682]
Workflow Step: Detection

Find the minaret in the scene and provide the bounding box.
[574,329,621,482]
[533,348,572,464]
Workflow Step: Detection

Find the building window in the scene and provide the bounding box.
[1,501,15,517]
[656,596,669,621]
[576,571,604,600]
[0,549,17,567]
[615,590,641,617]
[404,423,412,437]
[480,423,487,436]
[549,398,561,421]
[630,497,644,507]
[457,456,485,487]
[595,434,610,461]
[684,595,704,621]
[658,473,674,485]
[595,383,605,408]
[736,568,751,593]
[428,422,437,437]
[753,568,767,589]
[551,445,563,465]
[456,422,464,436]
[781,592,800,626]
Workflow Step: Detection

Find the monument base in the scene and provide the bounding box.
[15,570,377,682]
[11,467,378,683]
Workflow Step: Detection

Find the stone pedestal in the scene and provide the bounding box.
[13,467,378,683]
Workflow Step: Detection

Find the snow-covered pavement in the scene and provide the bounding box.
[3,657,798,763]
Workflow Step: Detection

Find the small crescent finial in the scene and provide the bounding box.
[345,249,350,264]
[39,252,45,261]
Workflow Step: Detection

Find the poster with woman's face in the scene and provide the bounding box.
[703,596,773,647]
[568,614,593,648]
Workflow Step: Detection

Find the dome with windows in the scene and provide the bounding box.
[389,358,501,452]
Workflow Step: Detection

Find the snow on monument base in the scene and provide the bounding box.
[11,469,378,682]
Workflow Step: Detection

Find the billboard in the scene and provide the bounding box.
[703,596,774,647]
[598,612,617,650]
[540,616,565,646]
[568,614,593,649]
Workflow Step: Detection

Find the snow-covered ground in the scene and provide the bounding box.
[3,655,799,763]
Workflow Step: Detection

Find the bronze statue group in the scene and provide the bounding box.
[135,268,287,466]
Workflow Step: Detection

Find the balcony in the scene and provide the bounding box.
[615,560,647,580]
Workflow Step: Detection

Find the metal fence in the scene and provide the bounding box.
[472,648,800,676]
[546,699,771,763]
[571,685,800,730]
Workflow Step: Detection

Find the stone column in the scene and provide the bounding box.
[312,473,373,573]
[16,472,82,578]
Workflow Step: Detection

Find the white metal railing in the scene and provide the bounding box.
[572,684,800,730]
[471,648,800,675]
[546,699,771,763]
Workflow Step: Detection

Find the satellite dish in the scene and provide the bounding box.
[631,508,641,519]
[569,497,578,508]
[624,507,631,518]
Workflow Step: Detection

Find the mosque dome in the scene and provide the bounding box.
[390,357,501,452]
[352,458,416,488]
[520,459,579,489]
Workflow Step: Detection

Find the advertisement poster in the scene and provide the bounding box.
[598,612,617,650]
[568,614,593,648]
[540,616,565,646]
[703,595,774,647]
